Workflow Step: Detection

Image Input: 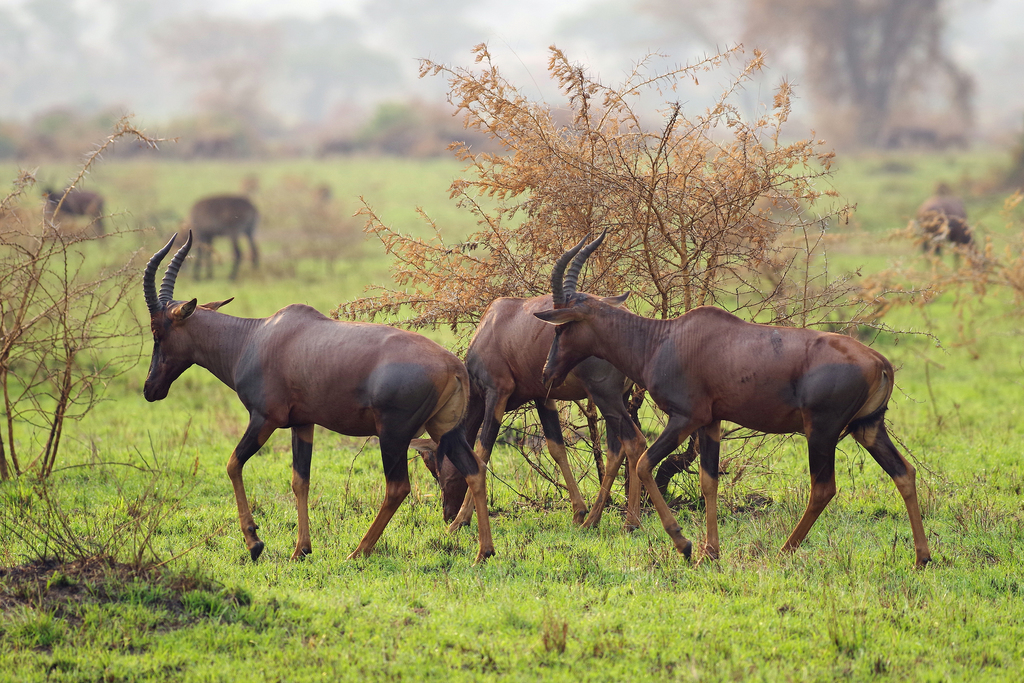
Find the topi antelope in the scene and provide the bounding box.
[436,292,647,530]
[143,232,494,563]
[43,187,105,235]
[912,182,972,254]
[186,195,259,280]
[534,232,931,567]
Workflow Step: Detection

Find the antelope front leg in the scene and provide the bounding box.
[536,399,588,525]
[635,415,697,559]
[290,424,314,560]
[581,444,626,529]
[450,393,507,531]
[623,427,647,530]
[465,465,495,564]
[227,415,274,561]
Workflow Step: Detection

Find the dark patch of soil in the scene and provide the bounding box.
[0,556,229,628]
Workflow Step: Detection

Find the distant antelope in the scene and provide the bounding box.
[187,195,259,280]
[143,232,494,563]
[912,182,972,253]
[534,232,931,566]
[435,291,647,531]
[43,187,105,235]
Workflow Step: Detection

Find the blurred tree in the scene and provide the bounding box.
[642,0,974,149]
[744,0,973,147]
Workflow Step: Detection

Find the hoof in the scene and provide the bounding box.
[249,541,265,562]
[447,519,470,534]
[915,556,932,569]
[572,509,588,526]
[346,548,368,561]
[473,548,496,565]
[291,547,312,561]
[679,539,692,560]
[623,523,639,533]
[700,546,719,562]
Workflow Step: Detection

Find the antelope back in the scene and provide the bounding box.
[189,195,259,238]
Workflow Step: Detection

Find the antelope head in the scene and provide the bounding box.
[534,230,629,387]
[143,232,232,401]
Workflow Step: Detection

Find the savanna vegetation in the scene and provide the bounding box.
[2,48,1024,682]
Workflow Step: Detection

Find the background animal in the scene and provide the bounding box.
[912,182,972,253]
[142,232,494,564]
[42,186,105,234]
[186,195,259,279]
[534,232,931,567]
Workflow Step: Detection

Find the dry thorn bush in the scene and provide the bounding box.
[339,43,873,332]
[1,116,164,480]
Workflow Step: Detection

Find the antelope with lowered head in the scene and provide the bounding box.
[436,288,647,531]
[43,187,105,235]
[534,232,931,567]
[187,195,259,280]
[143,233,494,563]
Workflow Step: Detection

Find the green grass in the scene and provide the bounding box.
[2,151,1024,681]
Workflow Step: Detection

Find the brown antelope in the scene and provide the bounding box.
[186,195,259,280]
[43,187,105,235]
[534,232,931,567]
[436,291,647,531]
[912,182,972,254]
[143,232,494,563]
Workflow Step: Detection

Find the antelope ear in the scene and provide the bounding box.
[170,299,198,321]
[534,308,581,325]
[601,292,630,308]
[201,297,234,311]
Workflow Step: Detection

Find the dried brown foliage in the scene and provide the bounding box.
[0,117,163,480]
[338,44,860,338]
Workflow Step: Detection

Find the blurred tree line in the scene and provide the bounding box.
[0,0,989,159]
[0,0,491,160]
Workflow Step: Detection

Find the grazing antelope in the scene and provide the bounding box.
[143,233,494,563]
[534,233,931,567]
[186,195,259,280]
[43,187,105,235]
[912,182,972,254]
[437,292,647,530]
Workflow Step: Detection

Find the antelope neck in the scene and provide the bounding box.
[185,310,263,390]
[582,306,669,388]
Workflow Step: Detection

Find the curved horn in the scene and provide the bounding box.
[145,234,177,313]
[563,228,607,297]
[551,235,590,306]
[158,231,193,305]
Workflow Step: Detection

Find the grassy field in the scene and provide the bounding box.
[1,152,1023,682]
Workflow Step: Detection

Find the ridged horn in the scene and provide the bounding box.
[145,234,177,313]
[551,235,590,306]
[158,231,193,306]
[563,229,607,297]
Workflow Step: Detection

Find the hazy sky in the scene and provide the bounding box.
[0,0,1021,138]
